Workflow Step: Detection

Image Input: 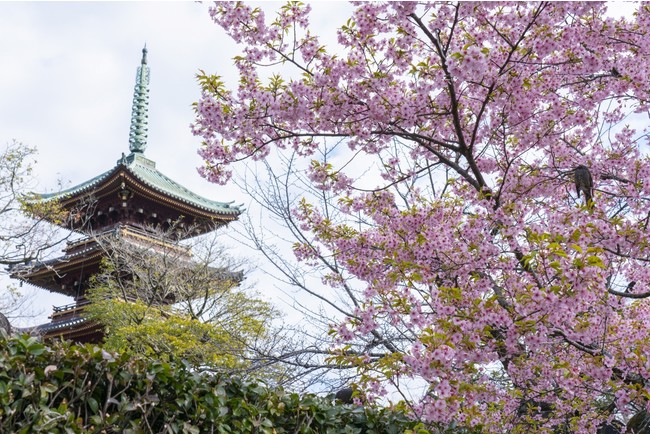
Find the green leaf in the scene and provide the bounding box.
[87,397,99,414]
[586,255,605,268]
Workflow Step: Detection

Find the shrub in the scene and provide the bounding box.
[0,335,428,433]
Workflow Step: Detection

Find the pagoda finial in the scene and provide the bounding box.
[128,45,150,154]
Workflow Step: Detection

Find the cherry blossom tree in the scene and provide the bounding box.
[193,2,650,432]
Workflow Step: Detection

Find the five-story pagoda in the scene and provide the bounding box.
[12,47,242,343]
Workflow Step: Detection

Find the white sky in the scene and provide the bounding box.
[0,1,352,326]
[0,1,639,329]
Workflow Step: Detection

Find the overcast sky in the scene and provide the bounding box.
[0,1,353,326]
[0,2,640,327]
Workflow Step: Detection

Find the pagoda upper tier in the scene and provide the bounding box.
[29,46,241,238]
[34,151,241,237]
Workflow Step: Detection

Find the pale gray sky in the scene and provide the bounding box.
[1,1,638,328]
[0,2,239,193]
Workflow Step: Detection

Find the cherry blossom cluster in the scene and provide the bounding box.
[195,2,650,432]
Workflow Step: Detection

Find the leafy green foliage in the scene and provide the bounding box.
[84,230,278,374]
[86,295,256,370]
[0,335,430,433]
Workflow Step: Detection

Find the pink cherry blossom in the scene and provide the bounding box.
[195,2,650,432]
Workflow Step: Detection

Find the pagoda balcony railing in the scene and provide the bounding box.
[117,225,192,255]
[65,224,191,256]
[52,299,91,313]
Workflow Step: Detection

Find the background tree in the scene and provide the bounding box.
[0,140,70,325]
[193,2,650,432]
[229,150,407,395]
[85,225,282,378]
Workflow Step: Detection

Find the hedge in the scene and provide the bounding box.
[0,334,430,433]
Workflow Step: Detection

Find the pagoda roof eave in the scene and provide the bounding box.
[31,152,242,218]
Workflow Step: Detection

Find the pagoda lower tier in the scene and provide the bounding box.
[31,300,103,343]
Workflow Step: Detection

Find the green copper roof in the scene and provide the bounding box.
[120,152,242,215]
[129,46,149,153]
[36,152,242,216]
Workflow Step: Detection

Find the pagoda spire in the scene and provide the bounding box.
[128,45,150,154]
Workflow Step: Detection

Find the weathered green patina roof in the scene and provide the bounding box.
[36,152,242,216]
